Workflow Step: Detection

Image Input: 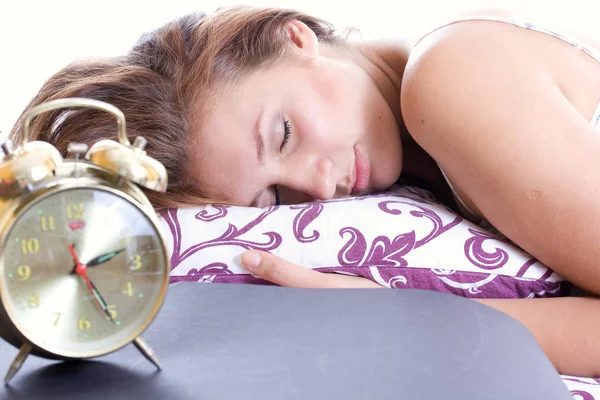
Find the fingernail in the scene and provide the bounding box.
[242,251,261,269]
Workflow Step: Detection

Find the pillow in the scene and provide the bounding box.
[159,185,568,299]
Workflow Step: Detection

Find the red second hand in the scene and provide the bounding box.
[68,244,105,314]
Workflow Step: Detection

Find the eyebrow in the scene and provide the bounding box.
[255,106,266,166]
[250,106,266,207]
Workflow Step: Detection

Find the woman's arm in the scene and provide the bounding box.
[401,22,600,296]
[242,250,600,376]
[477,296,600,377]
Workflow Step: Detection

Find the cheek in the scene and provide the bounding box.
[293,96,336,146]
[293,71,362,145]
[299,97,360,148]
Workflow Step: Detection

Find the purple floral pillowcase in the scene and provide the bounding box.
[159,185,568,299]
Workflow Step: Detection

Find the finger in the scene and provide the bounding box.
[242,250,330,288]
[241,250,382,288]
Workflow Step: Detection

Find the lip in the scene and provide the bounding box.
[352,147,370,194]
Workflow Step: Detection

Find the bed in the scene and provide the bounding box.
[160,185,600,398]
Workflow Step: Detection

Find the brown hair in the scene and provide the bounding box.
[9,6,346,210]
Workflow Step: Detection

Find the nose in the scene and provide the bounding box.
[278,157,336,204]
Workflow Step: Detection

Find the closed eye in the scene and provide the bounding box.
[280,119,291,151]
[274,119,292,206]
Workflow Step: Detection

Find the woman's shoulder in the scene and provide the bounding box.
[401,10,530,108]
[398,9,568,151]
[401,8,600,122]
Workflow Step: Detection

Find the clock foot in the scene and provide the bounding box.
[4,342,33,385]
[133,337,162,370]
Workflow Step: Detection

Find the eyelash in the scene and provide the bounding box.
[280,119,292,151]
[274,119,292,206]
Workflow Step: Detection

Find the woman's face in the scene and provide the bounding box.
[190,29,403,207]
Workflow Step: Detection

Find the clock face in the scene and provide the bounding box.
[0,186,169,358]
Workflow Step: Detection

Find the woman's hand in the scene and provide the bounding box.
[241,250,384,289]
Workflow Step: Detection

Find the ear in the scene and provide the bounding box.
[285,20,319,58]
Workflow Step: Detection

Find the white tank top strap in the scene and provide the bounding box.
[436,164,480,221]
[416,15,600,65]
[592,101,600,131]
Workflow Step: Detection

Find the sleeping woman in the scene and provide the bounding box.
[9,6,600,376]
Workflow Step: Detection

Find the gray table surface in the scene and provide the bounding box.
[0,283,572,400]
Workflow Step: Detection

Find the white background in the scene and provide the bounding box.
[1,0,599,137]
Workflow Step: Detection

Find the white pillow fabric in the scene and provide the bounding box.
[160,185,566,298]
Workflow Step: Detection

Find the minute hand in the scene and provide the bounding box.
[86,249,126,267]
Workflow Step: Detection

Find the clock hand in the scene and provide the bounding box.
[86,248,126,267]
[85,276,116,323]
[67,244,116,324]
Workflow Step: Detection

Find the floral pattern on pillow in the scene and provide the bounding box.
[159,186,567,299]
[563,376,600,399]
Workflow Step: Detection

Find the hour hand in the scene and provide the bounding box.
[86,249,126,267]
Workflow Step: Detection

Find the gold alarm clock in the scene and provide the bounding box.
[0,98,170,384]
